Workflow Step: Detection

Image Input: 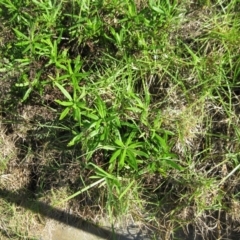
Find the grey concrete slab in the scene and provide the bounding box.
[40,219,153,240]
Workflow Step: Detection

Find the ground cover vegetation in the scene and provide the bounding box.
[0,0,240,239]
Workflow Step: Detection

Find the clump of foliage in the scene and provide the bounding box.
[0,0,240,239]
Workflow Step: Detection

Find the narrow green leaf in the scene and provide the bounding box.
[73,107,81,121]
[88,121,98,130]
[108,161,116,173]
[16,41,31,46]
[151,5,164,14]
[129,142,144,149]
[126,149,138,170]
[67,59,73,75]
[79,85,86,99]
[164,159,183,171]
[67,133,82,146]
[55,100,73,107]
[154,134,168,152]
[55,82,72,101]
[22,88,32,102]
[119,180,135,200]
[84,112,99,120]
[53,40,58,60]
[76,101,86,109]
[126,131,136,145]
[13,28,28,39]
[119,149,127,170]
[132,149,149,158]
[109,149,121,163]
[88,129,99,139]
[126,107,142,112]
[98,145,116,151]
[95,97,106,119]
[115,139,124,147]
[54,178,105,206]
[89,163,116,180]
[56,61,68,71]
[59,107,70,120]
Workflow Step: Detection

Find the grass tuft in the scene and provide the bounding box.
[0,0,240,239]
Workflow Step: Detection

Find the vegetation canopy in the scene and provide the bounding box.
[0,0,240,239]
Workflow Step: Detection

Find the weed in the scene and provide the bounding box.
[0,0,240,239]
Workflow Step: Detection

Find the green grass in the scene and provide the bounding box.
[0,0,240,239]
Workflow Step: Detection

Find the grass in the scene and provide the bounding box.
[0,0,240,239]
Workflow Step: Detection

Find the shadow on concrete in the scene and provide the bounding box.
[0,187,145,240]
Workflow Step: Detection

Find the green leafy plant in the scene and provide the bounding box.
[2,0,240,238]
[147,131,183,176]
[108,130,149,172]
[78,96,121,150]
